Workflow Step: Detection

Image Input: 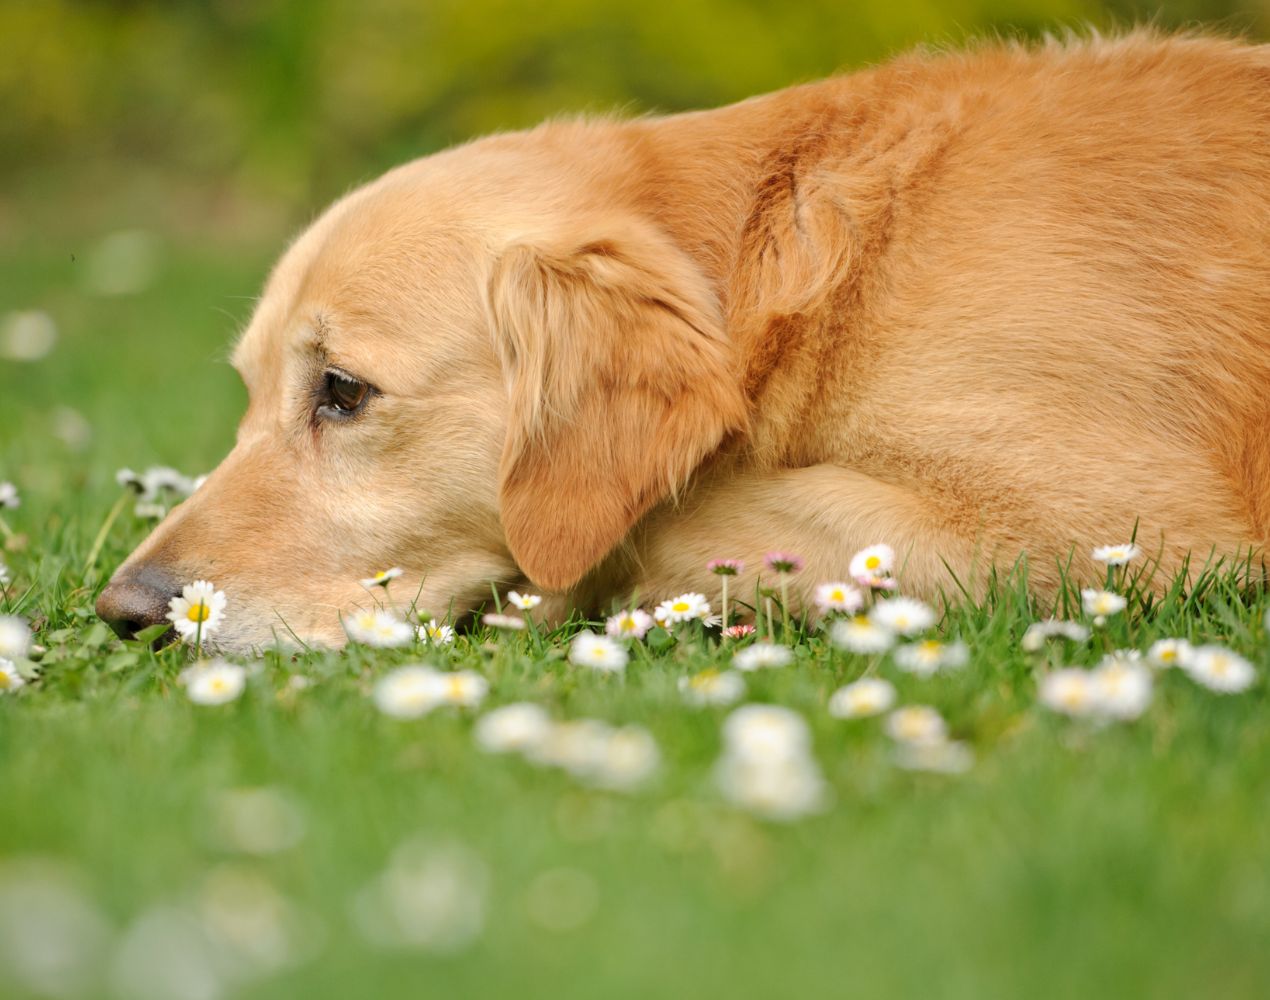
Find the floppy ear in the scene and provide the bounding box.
[487,216,748,592]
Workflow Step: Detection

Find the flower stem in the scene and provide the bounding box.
[720,575,730,632]
[82,491,131,579]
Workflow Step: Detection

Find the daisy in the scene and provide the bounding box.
[474,703,552,754]
[417,619,455,645]
[568,631,629,673]
[895,740,975,774]
[1147,638,1192,670]
[360,567,403,590]
[1021,619,1091,652]
[0,561,9,587]
[0,615,30,659]
[1038,668,1099,717]
[813,581,863,615]
[166,580,227,643]
[591,726,660,790]
[828,616,895,655]
[827,677,896,718]
[1092,544,1140,566]
[763,552,803,575]
[482,612,526,632]
[722,705,812,763]
[849,543,894,580]
[731,642,794,672]
[0,481,19,508]
[893,639,969,677]
[653,592,711,625]
[526,719,614,774]
[1092,658,1152,720]
[1185,645,1256,693]
[883,706,948,746]
[1081,589,1127,617]
[707,559,744,575]
[506,591,542,611]
[715,753,826,821]
[605,608,654,640]
[372,666,442,719]
[678,669,746,707]
[0,658,25,694]
[344,609,414,648]
[869,597,936,636]
[430,670,489,709]
[723,624,756,639]
[184,661,246,706]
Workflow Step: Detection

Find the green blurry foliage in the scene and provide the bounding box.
[1,0,1266,226]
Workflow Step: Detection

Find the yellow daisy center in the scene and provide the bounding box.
[830,589,844,601]
[208,677,228,693]
[866,555,881,570]
[1160,649,1176,662]
[1211,658,1229,676]
[447,677,465,698]
[672,601,690,613]
[0,673,12,689]
[186,601,210,623]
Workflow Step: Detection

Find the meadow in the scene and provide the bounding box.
[0,238,1268,1000]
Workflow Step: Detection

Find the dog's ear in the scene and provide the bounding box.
[487,216,747,592]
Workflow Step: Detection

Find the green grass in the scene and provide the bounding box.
[1,245,1268,1000]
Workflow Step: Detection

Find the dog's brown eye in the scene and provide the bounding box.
[318,371,371,419]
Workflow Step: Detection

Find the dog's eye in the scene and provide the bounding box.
[318,370,371,419]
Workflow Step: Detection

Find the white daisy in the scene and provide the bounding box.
[1092,544,1140,566]
[813,581,863,615]
[715,753,826,821]
[0,481,19,509]
[828,616,895,654]
[892,639,968,677]
[849,544,894,580]
[1021,619,1091,652]
[731,642,794,672]
[417,619,455,645]
[474,703,553,753]
[344,609,413,648]
[883,706,948,746]
[184,661,246,706]
[869,597,936,636]
[166,580,227,642]
[372,666,442,719]
[605,609,654,641]
[506,591,542,611]
[653,592,711,625]
[0,615,31,659]
[0,657,25,694]
[722,704,812,763]
[1147,638,1192,670]
[430,670,489,709]
[591,726,660,791]
[1081,589,1127,617]
[360,567,403,590]
[894,740,974,774]
[678,669,746,707]
[827,677,896,718]
[526,719,614,774]
[1185,645,1256,693]
[0,561,9,587]
[568,631,629,673]
[1092,658,1152,720]
[482,612,526,632]
[1038,668,1099,717]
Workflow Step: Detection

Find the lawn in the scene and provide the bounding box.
[1,242,1268,1000]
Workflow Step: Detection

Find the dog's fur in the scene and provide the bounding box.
[104,32,1270,649]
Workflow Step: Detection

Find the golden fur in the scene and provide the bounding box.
[101,32,1270,649]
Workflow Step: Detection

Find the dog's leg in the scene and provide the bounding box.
[624,463,1012,613]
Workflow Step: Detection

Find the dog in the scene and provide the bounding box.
[96,31,1270,650]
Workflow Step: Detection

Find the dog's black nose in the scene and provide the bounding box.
[96,568,179,640]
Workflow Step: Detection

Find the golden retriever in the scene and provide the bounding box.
[97,31,1270,650]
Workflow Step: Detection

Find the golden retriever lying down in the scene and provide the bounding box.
[97,31,1270,650]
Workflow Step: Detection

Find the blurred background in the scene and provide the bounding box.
[1,0,1268,498]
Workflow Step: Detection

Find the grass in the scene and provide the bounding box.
[2,244,1269,1000]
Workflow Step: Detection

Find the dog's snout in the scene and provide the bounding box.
[95,568,179,641]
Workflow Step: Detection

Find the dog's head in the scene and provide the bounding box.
[96,130,747,649]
